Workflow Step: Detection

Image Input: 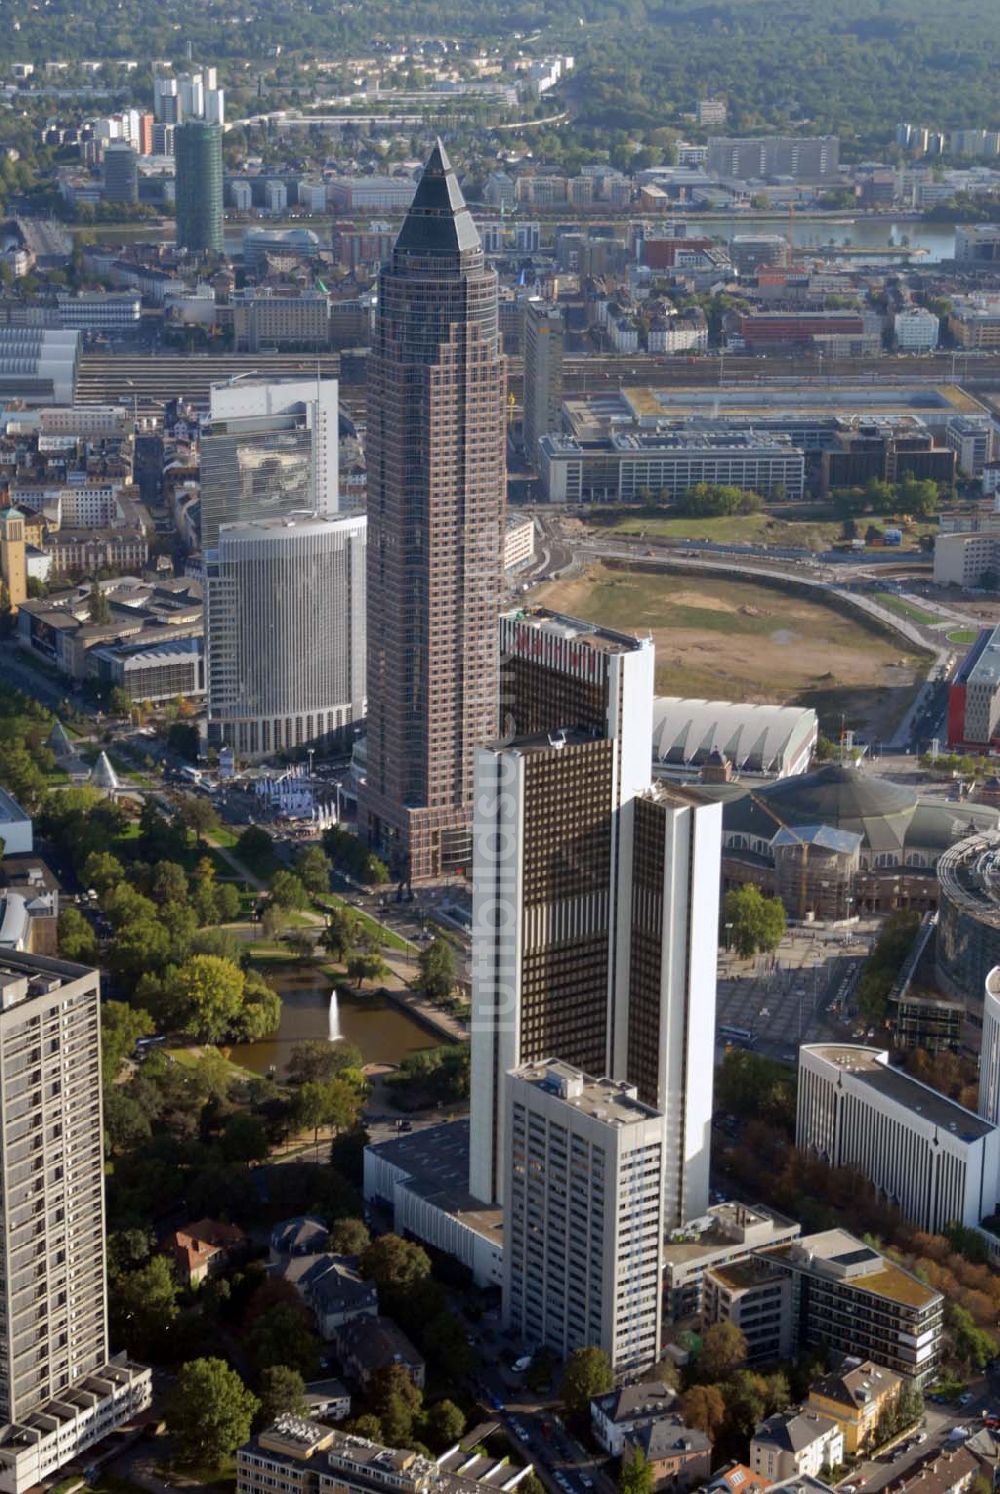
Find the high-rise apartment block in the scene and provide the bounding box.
[470,608,720,1214]
[504,1060,667,1372]
[200,377,339,547]
[359,141,506,882]
[206,513,366,760]
[523,299,564,465]
[707,134,840,182]
[0,953,150,1494]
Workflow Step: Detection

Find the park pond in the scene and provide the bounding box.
[227,961,439,1076]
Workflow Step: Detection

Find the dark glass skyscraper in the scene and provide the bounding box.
[174,120,223,254]
[359,140,506,881]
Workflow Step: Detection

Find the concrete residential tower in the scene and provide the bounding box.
[504,1060,667,1372]
[0,953,150,1494]
[359,140,506,881]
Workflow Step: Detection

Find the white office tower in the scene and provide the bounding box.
[470,608,721,1217]
[206,512,365,761]
[504,1060,667,1373]
[153,74,179,123]
[0,954,150,1494]
[201,377,339,547]
[979,968,1000,1126]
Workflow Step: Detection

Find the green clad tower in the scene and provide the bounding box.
[174,120,224,254]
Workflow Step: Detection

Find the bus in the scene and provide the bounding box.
[719,1024,756,1048]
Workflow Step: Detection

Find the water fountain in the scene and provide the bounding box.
[328,988,342,1042]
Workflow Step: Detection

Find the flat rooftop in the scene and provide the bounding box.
[365,1120,503,1247]
[513,1057,662,1126]
[562,383,984,439]
[502,606,650,655]
[766,1228,940,1309]
[804,1045,995,1140]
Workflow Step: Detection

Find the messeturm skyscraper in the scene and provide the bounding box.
[359,141,506,882]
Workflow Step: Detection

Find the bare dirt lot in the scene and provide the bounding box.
[533,564,930,737]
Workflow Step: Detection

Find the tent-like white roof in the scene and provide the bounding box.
[652,696,818,777]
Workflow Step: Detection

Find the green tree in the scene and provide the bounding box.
[257,1365,307,1428]
[560,1346,613,1419]
[173,954,246,1042]
[948,1303,997,1369]
[101,1000,154,1082]
[294,1077,362,1154]
[89,583,111,624]
[619,1447,653,1494]
[152,860,189,904]
[328,1217,370,1255]
[167,1358,259,1467]
[322,905,363,963]
[425,1398,466,1450]
[722,885,786,958]
[58,904,98,962]
[248,1302,321,1378]
[418,938,457,1001]
[270,869,308,910]
[699,1320,748,1379]
[237,825,274,864]
[179,794,220,844]
[295,844,332,894]
[110,1255,179,1358]
[347,952,389,988]
[288,1037,364,1086]
[81,848,125,896]
[360,1235,432,1298]
[220,1111,269,1164]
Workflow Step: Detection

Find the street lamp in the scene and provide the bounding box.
[724,921,733,954]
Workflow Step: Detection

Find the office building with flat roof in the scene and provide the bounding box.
[470,608,720,1217]
[704,1227,944,1380]
[539,427,805,503]
[523,299,564,466]
[503,1060,667,1373]
[663,1202,801,1322]
[175,119,223,254]
[206,513,365,760]
[200,377,339,546]
[0,952,151,1493]
[947,626,1000,748]
[797,1044,1000,1232]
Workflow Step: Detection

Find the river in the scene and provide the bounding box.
[227,961,439,1076]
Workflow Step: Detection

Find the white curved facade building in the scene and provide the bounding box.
[206,512,365,761]
[979,968,1000,1127]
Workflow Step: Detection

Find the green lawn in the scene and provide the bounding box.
[605,511,844,551]
[947,627,980,645]
[872,592,940,626]
[164,1045,256,1081]
[315,892,417,953]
